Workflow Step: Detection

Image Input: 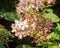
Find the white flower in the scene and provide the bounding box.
[14,19,29,30]
[59,44,60,46]
[15,20,19,27]
[11,24,17,32]
[20,19,29,30]
[12,29,16,32]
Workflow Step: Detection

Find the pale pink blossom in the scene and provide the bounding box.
[16,0,41,14]
[47,0,56,4]
[15,32,20,36]
[18,34,22,39]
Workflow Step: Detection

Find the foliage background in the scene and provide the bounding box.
[0,0,60,48]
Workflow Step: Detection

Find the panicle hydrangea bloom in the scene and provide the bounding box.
[16,0,44,14]
[11,18,30,39]
[16,0,56,14]
[11,13,53,43]
[11,0,55,43]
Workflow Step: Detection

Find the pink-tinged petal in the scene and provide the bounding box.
[15,32,20,36]
[47,0,56,4]
[18,34,22,39]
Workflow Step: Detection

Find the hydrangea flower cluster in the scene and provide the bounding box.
[16,0,41,14]
[11,10,53,43]
[16,0,56,14]
[11,0,55,43]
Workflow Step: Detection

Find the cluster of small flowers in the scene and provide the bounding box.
[11,0,55,43]
[11,15,37,39]
[16,0,56,14]
[11,14,53,43]
[16,0,41,14]
[11,18,29,39]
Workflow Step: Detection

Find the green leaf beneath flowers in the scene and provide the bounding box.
[53,23,60,35]
[47,23,60,41]
[47,32,60,40]
[48,46,60,48]
[36,41,56,46]
[46,9,53,13]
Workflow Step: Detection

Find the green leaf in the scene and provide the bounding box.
[47,32,60,40]
[0,43,6,48]
[42,9,60,23]
[36,41,56,46]
[56,23,60,30]
[0,11,21,21]
[42,13,60,23]
[3,12,21,21]
[48,46,60,48]
[53,23,60,35]
[46,9,53,13]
